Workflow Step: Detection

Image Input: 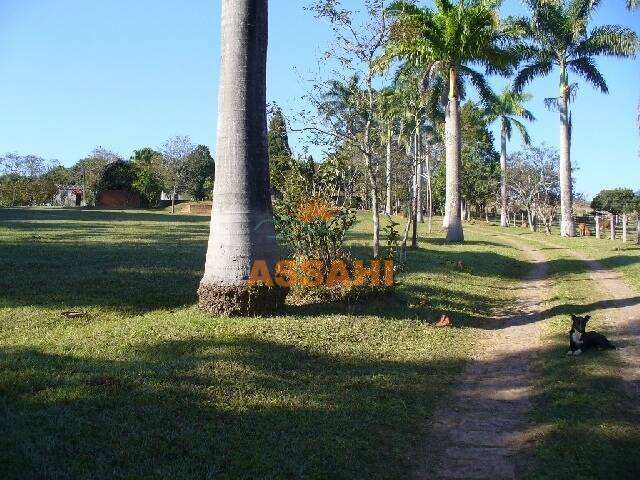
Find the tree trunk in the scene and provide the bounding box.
[385,126,392,215]
[500,122,509,227]
[610,213,615,240]
[199,0,285,316]
[443,69,464,242]
[622,213,628,243]
[415,127,424,224]
[637,215,640,245]
[558,78,575,237]
[411,150,418,248]
[171,188,176,214]
[425,142,433,234]
[595,215,601,239]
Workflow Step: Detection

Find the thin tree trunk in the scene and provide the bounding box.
[500,122,509,227]
[559,76,575,237]
[443,68,463,242]
[411,149,418,248]
[415,127,424,224]
[425,142,433,234]
[199,0,283,316]
[637,214,640,245]
[622,213,628,243]
[595,215,601,239]
[364,66,380,258]
[385,126,392,215]
[171,187,176,214]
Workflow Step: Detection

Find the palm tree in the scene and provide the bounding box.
[484,86,535,227]
[386,0,520,241]
[514,0,639,236]
[377,88,403,215]
[199,0,285,316]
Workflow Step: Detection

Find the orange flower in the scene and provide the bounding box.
[295,198,339,223]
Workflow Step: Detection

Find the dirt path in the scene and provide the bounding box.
[420,235,549,479]
[511,234,640,399]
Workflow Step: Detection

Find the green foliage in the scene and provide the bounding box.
[268,106,292,159]
[184,145,215,201]
[382,216,401,261]
[461,102,500,209]
[95,160,136,194]
[274,197,356,266]
[514,0,639,95]
[131,148,164,206]
[385,0,522,104]
[591,188,638,214]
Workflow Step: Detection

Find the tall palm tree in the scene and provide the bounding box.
[514,0,639,236]
[386,0,520,241]
[377,88,403,215]
[484,86,535,227]
[199,0,285,316]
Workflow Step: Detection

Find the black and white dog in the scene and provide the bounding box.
[567,314,616,356]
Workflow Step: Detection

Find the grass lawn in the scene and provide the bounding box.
[477,226,640,480]
[0,208,529,480]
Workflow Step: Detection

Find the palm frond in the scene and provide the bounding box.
[513,60,554,92]
[459,65,497,107]
[568,57,608,93]
[510,118,532,145]
[574,25,640,58]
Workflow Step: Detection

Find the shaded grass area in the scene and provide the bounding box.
[479,227,640,480]
[0,208,530,479]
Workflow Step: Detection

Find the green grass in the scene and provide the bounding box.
[479,226,640,480]
[0,208,529,480]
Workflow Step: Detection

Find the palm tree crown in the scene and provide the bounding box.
[386,0,521,103]
[485,87,535,144]
[513,0,639,96]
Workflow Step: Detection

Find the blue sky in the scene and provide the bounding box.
[0,0,638,198]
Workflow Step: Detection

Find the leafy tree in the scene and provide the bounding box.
[513,0,639,236]
[131,148,164,206]
[591,188,637,215]
[385,0,521,241]
[74,147,121,206]
[484,86,535,227]
[268,107,296,196]
[161,135,195,213]
[509,145,560,233]
[184,145,215,201]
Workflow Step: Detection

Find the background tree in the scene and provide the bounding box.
[514,0,639,236]
[131,148,164,206]
[268,105,296,197]
[161,135,195,213]
[385,0,521,242]
[199,0,285,316]
[308,0,390,258]
[184,145,215,201]
[591,188,637,241]
[484,86,535,227]
[74,147,120,206]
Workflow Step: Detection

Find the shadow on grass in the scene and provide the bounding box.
[0,337,465,480]
[1,335,638,479]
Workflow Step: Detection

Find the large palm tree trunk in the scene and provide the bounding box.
[198,0,285,316]
[500,124,509,227]
[559,88,575,237]
[443,78,464,242]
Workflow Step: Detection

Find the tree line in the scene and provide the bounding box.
[0,137,214,210]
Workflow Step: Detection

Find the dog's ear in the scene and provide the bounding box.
[584,315,591,322]
[570,314,576,320]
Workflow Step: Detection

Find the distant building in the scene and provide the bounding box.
[160,191,191,201]
[53,185,83,207]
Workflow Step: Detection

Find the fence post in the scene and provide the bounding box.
[610,213,615,240]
